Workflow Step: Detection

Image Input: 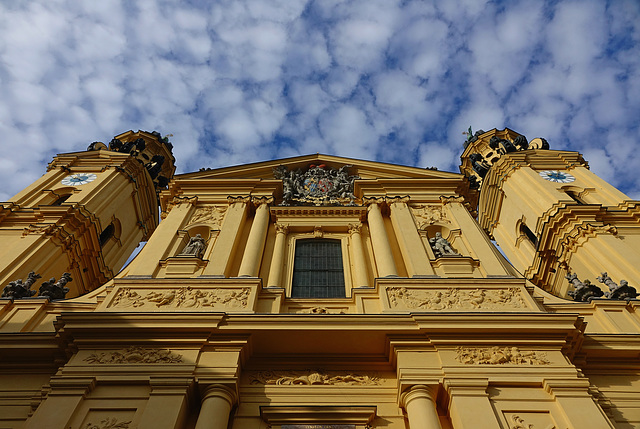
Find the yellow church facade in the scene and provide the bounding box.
[1,129,639,428]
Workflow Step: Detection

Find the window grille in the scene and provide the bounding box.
[291,239,346,298]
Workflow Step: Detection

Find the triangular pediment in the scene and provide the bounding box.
[177,154,462,180]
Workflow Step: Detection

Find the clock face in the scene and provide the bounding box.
[539,170,575,183]
[61,173,97,186]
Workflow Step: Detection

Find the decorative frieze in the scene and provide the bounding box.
[84,418,132,429]
[386,287,526,311]
[410,205,450,228]
[107,286,250,309]
[186,205,227,227]
[455,346,550,365]
[249,370,379,386]
[83,346,182,364]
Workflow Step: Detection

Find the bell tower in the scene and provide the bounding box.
[460,128,640,299]
[0,130,175,298]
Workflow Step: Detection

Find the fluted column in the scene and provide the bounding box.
[266,223,289,287]
[401,385,442,429]
[365,199,398,277]
[194,385,236,429]
[238,197,272,277]
[348,223,369,287]
[389,198,436,277]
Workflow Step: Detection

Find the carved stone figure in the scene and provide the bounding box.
[566,273,604,302]
[1,271,41,299]
[178,234,206,258]
[38,272,72,300]
[597,272,639,300]
[429,232,459,257]
[469,153,490,178]
[273,164,359,206]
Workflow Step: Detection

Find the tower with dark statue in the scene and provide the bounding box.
[0,128,639,429]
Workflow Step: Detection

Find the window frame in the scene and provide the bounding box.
[284,232,353,299]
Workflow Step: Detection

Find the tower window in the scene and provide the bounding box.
[99,223,115,247]
[51,194,71,205]
[565,190,585,204]
[520,223,538,248]
[291,239,346,298]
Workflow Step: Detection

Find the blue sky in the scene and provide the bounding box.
[1,0,639,200]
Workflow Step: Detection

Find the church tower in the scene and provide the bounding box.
[0,130,175,298]
[460,128,640,299]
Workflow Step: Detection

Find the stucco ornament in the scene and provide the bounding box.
[455,346,550,365]
[597,272,639,300]
[84,346,183,364]
[109,286,250,309]
[187,205,227,227]
[411,205,450,228]
[38,272,72,300]
[273,164,359,206]
[249,370,379,386]
[84,418,132,429]
[387,287,525,310]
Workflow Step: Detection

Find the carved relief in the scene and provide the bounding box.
[294,306,345,314]
[187,205,227,227]
[440,195,466,205]
[22,224,56,237]
[273,164,358,206]
[84,418,132,429]
[455,346,550,365]
[83,346,182,364]
[249,370,379,386]
[108,286,250,309]
[387,287,526,310]
[411,205,450,228]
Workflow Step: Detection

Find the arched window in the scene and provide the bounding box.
[565,189,585,204]
[291,239,345,298]
[51,194,71,205]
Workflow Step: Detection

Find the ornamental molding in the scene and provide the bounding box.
[387,287,526,311]
[410,205,450,229]
[84,418,132,429]
[252,196,275,206]
[83,346,183,364]
[248,370,380,386]
[293,306,346,314]
[274,223,290,234]
[557,223,618,263]
[386,196,410,205]
[108,286,250,309]
[227,196,251,204]
[186,205,227,228]
[455,346,550,365]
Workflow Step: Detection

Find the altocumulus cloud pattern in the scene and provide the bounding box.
[1,0,639,200]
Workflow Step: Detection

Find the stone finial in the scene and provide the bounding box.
[1,271,41,299]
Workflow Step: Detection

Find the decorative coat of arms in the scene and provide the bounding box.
[273,164,358,206]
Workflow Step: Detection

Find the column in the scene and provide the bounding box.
[124,197,196,276]
[266,223,288,287]
[366,199,398,277]
[348,223,369,287]
[389,199,436,277]
[445,379,501,429]
[401,385,442,429]
[194,385,236,429]
[137,378,191,429]
[203,197,249,277]
[238,197,272,277]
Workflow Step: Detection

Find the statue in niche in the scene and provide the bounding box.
[178,234,207,258]
[38,272,72,300]
[429,232,459,258]
[566,273,604,302]
[597,272,639,300]
[1,271,40,299]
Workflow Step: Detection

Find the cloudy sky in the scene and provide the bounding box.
[1,0,639,201]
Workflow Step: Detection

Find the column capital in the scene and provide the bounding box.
[387,196,411,205]
[227,195,251,205]
[400,384,440,409]
[251,196,274,206]
[274,223,289,234]
[439,195,465,206]
[348,222,362,235]
[363,196,385,207]
[200,383,237,407]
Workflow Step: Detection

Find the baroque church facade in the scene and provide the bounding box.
[1,128,639,428]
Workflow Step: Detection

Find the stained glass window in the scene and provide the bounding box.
[291,239,346,298]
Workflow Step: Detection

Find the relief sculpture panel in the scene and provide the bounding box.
[386,287,527,311]
[107,286,251,310]
[248,370,380,386]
